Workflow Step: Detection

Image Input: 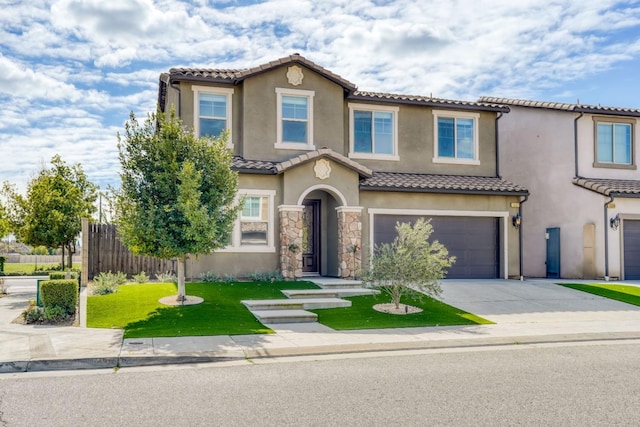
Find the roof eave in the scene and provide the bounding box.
[574,106,640,118]
[348,94,509,112]
[359,186,529,196]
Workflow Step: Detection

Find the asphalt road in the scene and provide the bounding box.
[1,341,640,426]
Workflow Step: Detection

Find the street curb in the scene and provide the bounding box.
[3,331,640,373]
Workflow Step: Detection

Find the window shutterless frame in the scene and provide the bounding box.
[432,110,480,165]
[348,103,399,160]
[275,88,315,150]
[592,116,636,170]
[192,85,234,147]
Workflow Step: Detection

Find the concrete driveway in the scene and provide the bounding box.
[438,279,640,324]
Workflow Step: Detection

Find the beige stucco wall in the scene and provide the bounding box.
[360,191,521,278]
[282,159,360,206]
[499,105,640,279]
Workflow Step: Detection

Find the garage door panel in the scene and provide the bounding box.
[373,215,499,279]
[624,220,640,280]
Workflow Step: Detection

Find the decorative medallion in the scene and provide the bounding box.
[286,65,304,86]
[314,158,331,180]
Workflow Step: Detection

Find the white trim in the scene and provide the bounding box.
[368,208,509,279]
[348,103,399,160]
[219,189,275,253]
[192,85,234,147]
[336,206,364,214]
[276,87,315,149]
[432,110,480,164]
[297,184,348,206]
[278,205,305,212]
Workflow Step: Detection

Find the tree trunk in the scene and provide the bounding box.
[61,246,66,270]
[176,256,186,302]
[66,243,74,269]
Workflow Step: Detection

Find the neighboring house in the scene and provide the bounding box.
[158,54,528,280]
[481,97,640,280]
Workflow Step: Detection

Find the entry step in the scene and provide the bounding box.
[242,298,351,310]
[251,309,318,324]
[282,289,380,298]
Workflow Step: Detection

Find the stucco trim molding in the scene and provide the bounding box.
[278,205,305,212]
[297,184,349,206]
[336,206,364,214]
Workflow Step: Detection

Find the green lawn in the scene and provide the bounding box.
[2,263,81,275]
[88,281,492,338]
[313,293,492,330]
[558,283,640,307]
[87,281,320,338]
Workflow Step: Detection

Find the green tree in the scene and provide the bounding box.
[0,201,9,239]
[116,108,239,302]
[2,156,97,268]
[362,218,456,309]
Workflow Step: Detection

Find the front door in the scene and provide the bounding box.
[546,227,561,278]
[302,200,320,273]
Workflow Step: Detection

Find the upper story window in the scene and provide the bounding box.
[595,119,634,168]
[192,86,233,145]
[432,110,480,165]
[348,103,399,160]
[275,88,315,150]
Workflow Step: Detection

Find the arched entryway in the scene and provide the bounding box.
[279,185,362,279]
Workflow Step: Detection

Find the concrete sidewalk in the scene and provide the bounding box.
[2,277,640,373]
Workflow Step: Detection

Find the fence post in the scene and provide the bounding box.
[81,218,89,287]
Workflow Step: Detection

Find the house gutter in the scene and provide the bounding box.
[574,111,584,177]
[495,111,503,178]
[604,194,615,281]
[518,194,529,281]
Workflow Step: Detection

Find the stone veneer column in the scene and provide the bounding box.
[278,205,304,279]
[336,206,363,279]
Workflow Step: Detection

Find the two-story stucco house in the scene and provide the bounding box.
[481,97,640,280]
[157,54,528,280]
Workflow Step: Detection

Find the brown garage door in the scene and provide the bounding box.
[623,220,640,280]
[373,215,500,279]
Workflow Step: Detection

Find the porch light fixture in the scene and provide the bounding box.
[610,214,620,230]
[512,213,522,229]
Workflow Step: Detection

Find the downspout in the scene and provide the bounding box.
[574,111,584,177]
[495,112,504,178]
[518,194,529,281]
[604,194,615,281]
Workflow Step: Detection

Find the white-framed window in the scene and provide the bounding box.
[432,110,480,165]
[348,103,399,160]
[275,88,315,150]
[595,119,634,167]
[192,85,233,146]
[220,189,275,253]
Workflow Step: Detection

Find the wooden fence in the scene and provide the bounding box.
[81,218,176,285]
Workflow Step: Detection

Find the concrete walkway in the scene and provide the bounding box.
[2,276,640,373]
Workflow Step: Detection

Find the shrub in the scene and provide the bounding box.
[40,279,78,315]
[132,271,150,284]
[22,305,44,323]
[222,274,237,283]
[200,271,221,283]
[49,271,78,280]
[44,305,68,322]
[92,271,123,295]
[155,271,177,283]
[0,256,5,273]
[247,270,284,282]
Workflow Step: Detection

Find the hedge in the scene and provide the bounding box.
[40,279,78,315]
[49,271,78,280]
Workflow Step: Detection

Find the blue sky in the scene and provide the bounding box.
[1,0,640,193]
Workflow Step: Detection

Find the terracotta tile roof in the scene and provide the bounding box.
[360,172,528,195]
[169,53,357,90]
[232,149,372,177]
[572,177,640,196]
[275,148,372,177]
[352,92,509,112]
[479,96,640,117]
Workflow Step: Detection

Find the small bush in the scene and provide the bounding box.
[92,271,123,295]
[200,271,221,283]
[132,271,150,284]
[44,305,68,322]
[40,279,78,315]
[22,306,44,323]
[49,271,78,280]
[247,270,284,282]
[222,274,237,283]
[156,271,177,283]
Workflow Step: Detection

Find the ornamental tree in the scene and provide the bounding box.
[362,218,456,309]
[2,155,97,268]
[116,108,239,302]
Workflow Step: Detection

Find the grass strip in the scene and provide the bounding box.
[558,283,640,307]
[313,293,492,330]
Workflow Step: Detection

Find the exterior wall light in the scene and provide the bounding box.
[512,213,522,229]
[610,214,620,230]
